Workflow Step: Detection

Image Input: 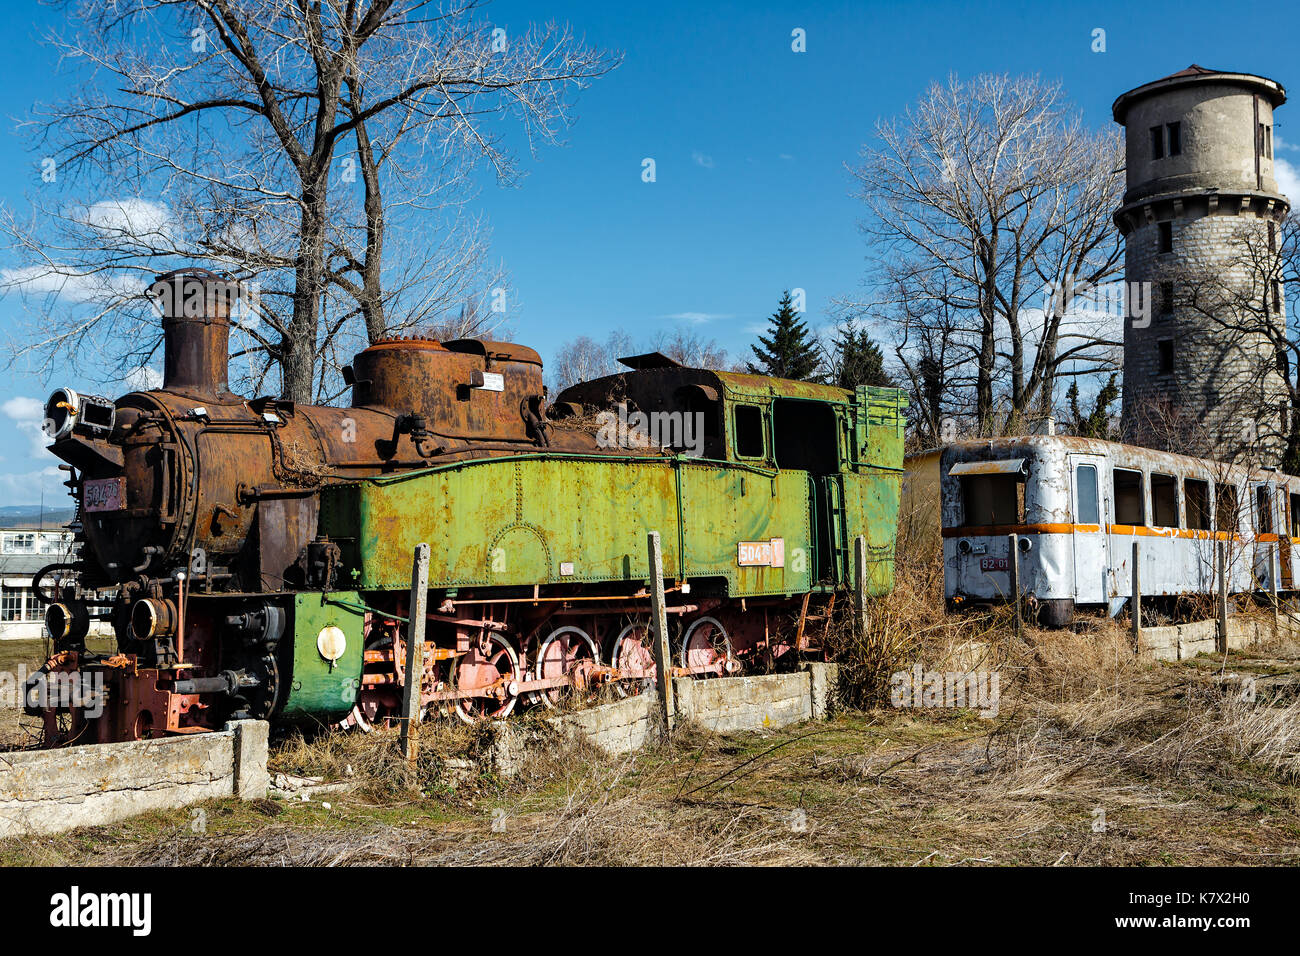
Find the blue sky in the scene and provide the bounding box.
[0,0,1297,504]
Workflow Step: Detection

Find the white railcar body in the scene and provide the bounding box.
[932,437,1295,625]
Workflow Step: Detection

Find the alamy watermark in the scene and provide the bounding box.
[1041,275,1153,329]
[1,665,104,718]
[595,406,705,458]
[890,663,1000,718]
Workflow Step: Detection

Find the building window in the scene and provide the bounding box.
[1150,125,1164,160]
[1259,123,1273,159]
[1,588,22,622]
[1273,279,1282,315]
[1158,221,1173,254]
[1270,220,1277,253]
[3,532,35,554]
[1157,339,1174,375]
[1166,122,1181,156]
[1160,281,1174,317]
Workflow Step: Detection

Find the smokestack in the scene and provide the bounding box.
[148,268,236,398]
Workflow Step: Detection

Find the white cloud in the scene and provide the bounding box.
[78,198,173,240]
[2,396,51,459]
[778,153,794,161]
[662,311,733,324]
[691,150,715,169]
[124,366,164,391]
[1275,157,1300,203]
[0,265,138,304]
[0,467,64,507]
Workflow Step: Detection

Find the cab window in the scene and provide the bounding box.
[961,475,1024,527]
[732,404,765,459]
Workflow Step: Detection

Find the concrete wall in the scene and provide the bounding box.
[0,720,269,837]
[672,672,811,733]
[511,663,840,762]
[1138,611,1300,661]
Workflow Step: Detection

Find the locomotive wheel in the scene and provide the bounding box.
[530,625,599,708]
[678,615,734,678]
[450,632,522,723]
[609,621,657,698]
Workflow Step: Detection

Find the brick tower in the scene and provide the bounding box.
[1113,65,1289,465]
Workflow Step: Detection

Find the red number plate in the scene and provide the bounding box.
[980,557,1009,571]
[84,477,125,513]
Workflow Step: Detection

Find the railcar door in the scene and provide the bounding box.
[1069,455,1107,606]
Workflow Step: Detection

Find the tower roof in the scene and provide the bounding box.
[1112,65,1286,123]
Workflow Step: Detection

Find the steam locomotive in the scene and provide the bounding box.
[26,269,906,744]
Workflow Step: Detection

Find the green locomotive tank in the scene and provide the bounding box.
[29,270,906,741]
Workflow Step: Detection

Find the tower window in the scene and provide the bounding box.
[1160,280,1174,317]
[1150,126,1164,160]
[1158,221,1173,254]
[1157,339,1174,375]
[1259,123,1273,160]
[1273,279,1282,315]
[1270,221,1277,253]
[1166,122,1181,156]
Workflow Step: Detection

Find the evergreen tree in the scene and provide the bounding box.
[1066,374,1120,439]
[832,321,894,389]
[747,291,822,380]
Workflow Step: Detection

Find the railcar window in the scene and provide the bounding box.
[1075,465,1099,524]
[1186,479,1211,531]
[1256,485,1274,535]
[1215,484,1240,533]
[960,475,1024,527]
[1113,469,1145,525]
[1291,493,1300,537]
[1151,473,1179,527]
[733,405,765,459]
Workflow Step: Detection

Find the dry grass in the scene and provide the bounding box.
[6,540,1300,866]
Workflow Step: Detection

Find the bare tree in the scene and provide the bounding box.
[648,328,730,370]
[546,331,632,396]
[3,0,619,402]
[546,327,732,395]
[847,73,1124,435]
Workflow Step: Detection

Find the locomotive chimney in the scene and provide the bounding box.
[148,268,237,399]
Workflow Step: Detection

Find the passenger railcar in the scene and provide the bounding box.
[914,436,1297,626]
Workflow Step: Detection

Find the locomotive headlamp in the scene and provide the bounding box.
[957,539,972,554]
[1018,537,1033,553]
[317,625,347,664]
[43,387,116,440]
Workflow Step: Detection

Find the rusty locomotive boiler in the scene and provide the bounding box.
[27,269,907,743]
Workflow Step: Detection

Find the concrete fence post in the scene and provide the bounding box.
[1008,533,1021,639]
[853,535,868,638]
[647,531,675,733]
[1217,540,1229,654]
[401,542,431,763]
[1131,540,1141,651]
[1271,542,1280,639]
